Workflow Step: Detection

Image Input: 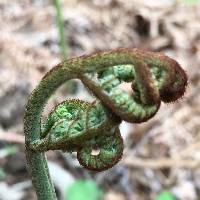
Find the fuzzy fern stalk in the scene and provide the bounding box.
[24,48,188,199]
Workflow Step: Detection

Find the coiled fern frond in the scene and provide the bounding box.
[24,48,187,200]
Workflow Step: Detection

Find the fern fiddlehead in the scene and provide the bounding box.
[24,48,187,199]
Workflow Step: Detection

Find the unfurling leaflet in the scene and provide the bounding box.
[24,48,187,199]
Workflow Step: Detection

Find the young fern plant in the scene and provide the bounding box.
[24,48,187,199]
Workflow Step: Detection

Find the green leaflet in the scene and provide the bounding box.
[155,191,176,200]
[66,180,103,200]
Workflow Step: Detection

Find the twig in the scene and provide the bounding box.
[0,131,25,144]
[123,156,200,169]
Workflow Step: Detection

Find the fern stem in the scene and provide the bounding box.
[53,0,68,58]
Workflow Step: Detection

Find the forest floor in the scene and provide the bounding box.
[0,0,199,200]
